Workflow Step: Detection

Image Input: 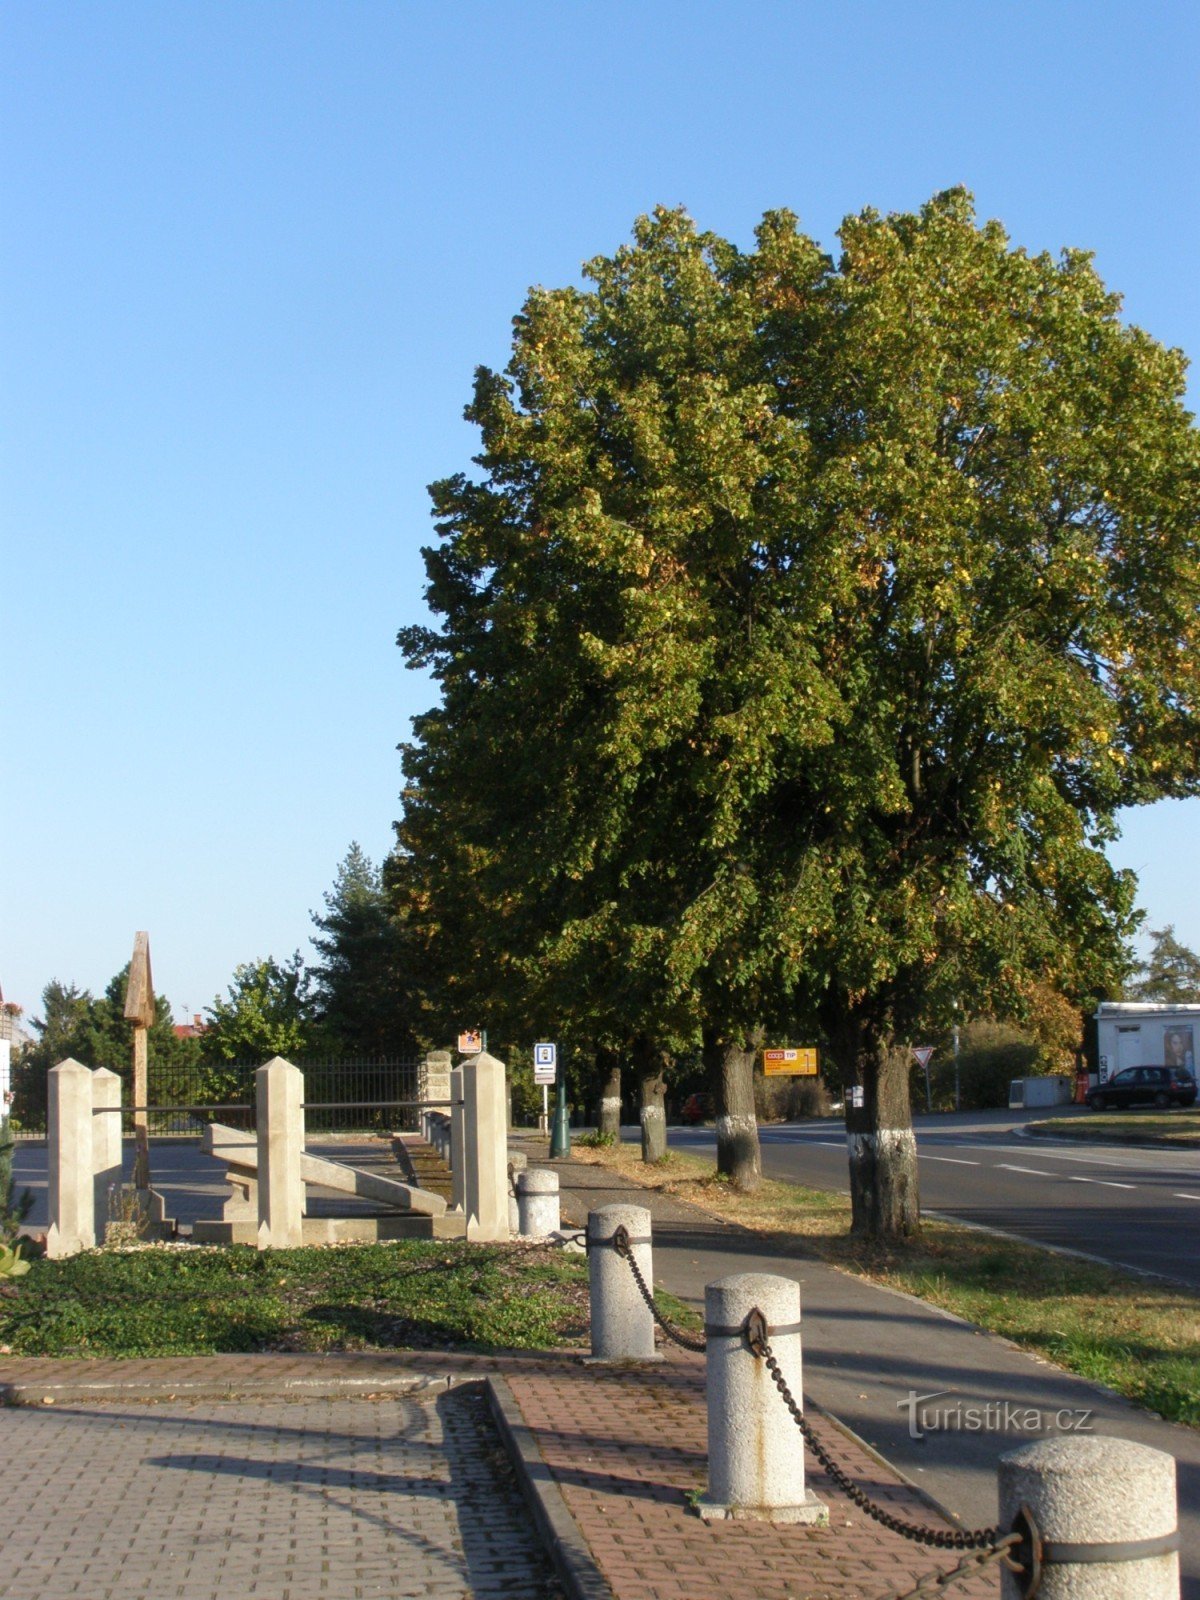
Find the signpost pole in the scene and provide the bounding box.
[540,1084,549,1134]
[953,1019,961,1112]
[550,1070,570,1159]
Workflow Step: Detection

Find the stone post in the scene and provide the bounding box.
[586,1204,658,1362]
[999,1436,1178,1599]
[450,1065,465,1212]
[91,1067,123,1243]
[698,1272,826,1524]
[422,1049,452,1118]
[46,1058,95,1258]
[256,1057,305,1249]
[462,1050,509,1241]
[517,1168,560,1238]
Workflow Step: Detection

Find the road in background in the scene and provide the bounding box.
[638,1108,1200,1288]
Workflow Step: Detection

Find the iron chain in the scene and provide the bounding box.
[879,1537,1022,1600]
[608,1228,708,1353]
[756,1339,1010,1556]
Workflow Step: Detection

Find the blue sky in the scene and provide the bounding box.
[3,2,1197,1025]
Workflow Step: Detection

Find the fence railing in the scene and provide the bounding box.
[10,1056,423,1137]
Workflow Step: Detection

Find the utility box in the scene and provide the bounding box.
[1095,1002,1200,1084]
[1009,1075,1073,1109]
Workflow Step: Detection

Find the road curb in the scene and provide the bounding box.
[487,1372,615,1600]
[0,1371,452,1406]
[1024,1126,1199,1151]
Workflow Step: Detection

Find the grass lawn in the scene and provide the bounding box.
[570,1140,1200,1427]
[0,1240,594,1358]
[1028,1110,1200,1146]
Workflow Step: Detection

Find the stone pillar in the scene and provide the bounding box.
[450,1065,465,1212]
[462,1051,509,1241]
[91,1068,123,1243]
[423,1050,452,1114]
[698,1272,826,1524]
[517,1168,560,1238]
[587,1204,658,1362]
[999,1436,1178,1599]
[46,1058,95,1258]
[256,1057,305,1249]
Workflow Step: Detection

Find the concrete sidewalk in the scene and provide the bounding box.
[521,1139,1200,1599]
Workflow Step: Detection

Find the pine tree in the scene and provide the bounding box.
[1128,926,1200,1004]
[311,845,419,1056]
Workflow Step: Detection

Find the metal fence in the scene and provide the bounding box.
[10,1056,423,1138]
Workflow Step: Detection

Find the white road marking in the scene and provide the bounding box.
[1174,1192,1200,1201]
[996,1164,1055,1177]
[1068,1176,1136,1190]
[817,1141,844,1148]
[919,1155,980,1165]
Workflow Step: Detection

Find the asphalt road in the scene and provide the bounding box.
[652,1108,1200,1288]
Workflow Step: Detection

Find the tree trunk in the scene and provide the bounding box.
[632,1036,668,1163]
[832,1009,920,1239]
[705,1026,762,1192]
[596,1048,622,1139]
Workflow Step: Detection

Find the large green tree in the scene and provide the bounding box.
[400,193,1199,1233]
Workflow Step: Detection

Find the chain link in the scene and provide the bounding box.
[878,1537,1021,1600]
[757,1340,1009,1556]
[607,1229,709,1353]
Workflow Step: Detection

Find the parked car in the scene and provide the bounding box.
[1088,1066,1197,1111]
[680,1092,714,1124]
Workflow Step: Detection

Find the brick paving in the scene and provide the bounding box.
[0,1383,562,1600]
[506,1348,1000,1600]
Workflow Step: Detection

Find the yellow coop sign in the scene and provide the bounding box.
[762,1047,818,1077]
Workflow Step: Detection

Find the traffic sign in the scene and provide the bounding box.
[911,1046,935,1068]
[533,1042,557,1085]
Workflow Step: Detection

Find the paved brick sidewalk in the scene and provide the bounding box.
[506,1349,1000,1600]
[0,1381,562,1600]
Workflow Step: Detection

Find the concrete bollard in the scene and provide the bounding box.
[91,1068,123,1243]
[698,1272,826,1524]
[586,1204,659,1362]
[46,1059,96,1258]
[517,1168,560,1238]
[256,1057,305,1249]
[999,1436,1178,1599]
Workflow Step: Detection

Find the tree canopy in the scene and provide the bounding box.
[398,191,1200,1233]
[202,954,315,1063]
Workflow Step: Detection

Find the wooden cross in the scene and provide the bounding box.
[124,932,155,1190]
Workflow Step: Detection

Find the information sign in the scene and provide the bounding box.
[762,1046,818,1077]
[457,1030,483,1055]
[533,1042,557,1085]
